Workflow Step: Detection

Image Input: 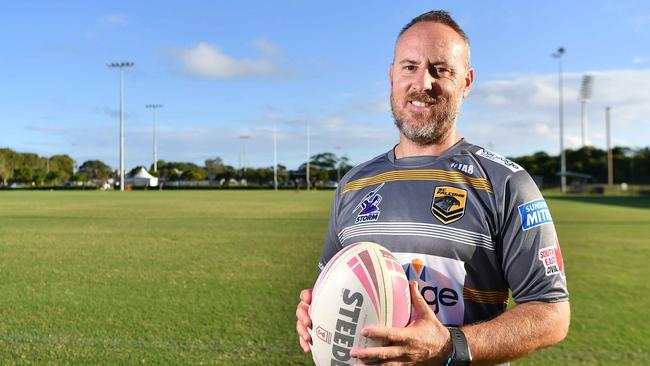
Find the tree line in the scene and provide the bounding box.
[1,146,648,188]
[0,149,354,187]
[511,146,650,185]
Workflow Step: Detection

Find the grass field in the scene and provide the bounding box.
[0,191,648,365]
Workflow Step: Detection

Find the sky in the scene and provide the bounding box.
[1,1,649,171]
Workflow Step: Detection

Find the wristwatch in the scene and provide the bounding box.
[445,327,472,366]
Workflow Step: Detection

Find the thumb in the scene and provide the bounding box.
[409,281,435,321]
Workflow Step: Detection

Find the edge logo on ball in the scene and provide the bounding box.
[431,186,467,224]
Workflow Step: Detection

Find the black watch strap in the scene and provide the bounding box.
[445,327,472,365]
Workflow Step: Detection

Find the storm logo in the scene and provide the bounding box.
[353,183,385,223]
[431,186,467,224]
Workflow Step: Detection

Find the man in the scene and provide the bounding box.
[296,10,570,366]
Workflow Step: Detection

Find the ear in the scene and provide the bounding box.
[463,67,474,98]
[389,63,394,84]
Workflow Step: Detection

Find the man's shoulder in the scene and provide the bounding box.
[464,144,525,176]
[339,150,392,186]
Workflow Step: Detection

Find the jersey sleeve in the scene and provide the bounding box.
[317,186,344,272]
[499,172,569,304]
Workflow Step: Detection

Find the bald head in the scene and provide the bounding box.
[395,10,471,68]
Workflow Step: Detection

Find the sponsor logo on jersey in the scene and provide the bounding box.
[450,162,474,175]
[538,243,565,276]
[475,148,523,172]
[353,183,385,223]
[393,253,466,325]
[431,186,467,224]
[518,198,553,231]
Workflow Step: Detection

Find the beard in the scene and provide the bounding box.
[391,89,460,145]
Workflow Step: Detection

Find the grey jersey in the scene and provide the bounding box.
[318,139,568,327]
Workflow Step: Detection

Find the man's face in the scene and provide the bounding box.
[390,22,473,145]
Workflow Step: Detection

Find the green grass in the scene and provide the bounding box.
[0,191,648,365]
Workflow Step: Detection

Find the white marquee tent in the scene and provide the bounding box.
[124,167,158,187]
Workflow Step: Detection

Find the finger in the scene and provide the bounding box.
[355,357,411,366]
[296,300,313,330]
[350,345,405,361]
[360,326,407,343]
[298,334,311,353]
[409,281,435,321]
[300,288,313,303]
[296,320,311,352]
[296,318,310,337]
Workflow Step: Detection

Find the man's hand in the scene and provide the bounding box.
[295,288,313,353]
[350,282,452,365]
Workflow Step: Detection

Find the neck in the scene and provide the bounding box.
[394,131,462,159]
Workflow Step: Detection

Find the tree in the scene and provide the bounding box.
[78,160,113,181]
[205,157,225,177]
[71,172,88,183]
[0,153,10,185]
[12,166,33,183]
[299,152,352,182]
[181,167,207,181]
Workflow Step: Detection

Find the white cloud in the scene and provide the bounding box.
[253,38,281,56]
[169,41,285,79]
[627,14,650,30]
[462,68,650,156]
[100,14,128,27]
[632,57,650,64]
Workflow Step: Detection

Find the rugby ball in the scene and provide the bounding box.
[308,242,411,366]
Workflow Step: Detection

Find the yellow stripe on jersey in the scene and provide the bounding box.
[463,287,510,305]
[342,169,493,193]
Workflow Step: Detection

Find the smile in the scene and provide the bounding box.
[409,100,435,108]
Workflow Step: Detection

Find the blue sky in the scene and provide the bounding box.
[1,1,649,171]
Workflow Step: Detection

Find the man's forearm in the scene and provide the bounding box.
[462,301,570,365]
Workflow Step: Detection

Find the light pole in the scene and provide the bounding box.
[579,75,594,147]
[306,123,311,191]
[146,104,163,173]
[107,61,134,191]
[273,124,278,191]
[239,135,250,181]
[606,107,613,186]
[551,48,566,193]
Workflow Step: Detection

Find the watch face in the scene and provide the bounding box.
[446,356,471,366]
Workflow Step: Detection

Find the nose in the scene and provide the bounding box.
[414,67,435,91]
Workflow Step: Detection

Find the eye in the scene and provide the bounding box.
[403,65,417,71]
[433,66,453,77]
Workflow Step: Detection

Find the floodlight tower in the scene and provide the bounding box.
[146,104,163,172]
[579,75,594,146]
[107,61,134,191]
[606,107,613,186]
[552,48,566,193]
[273,124,278,191]
[239,135,250,178]
[306,123,311,191]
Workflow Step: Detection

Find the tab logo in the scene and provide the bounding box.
[518,199,553,231]
[431,186,467,224]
